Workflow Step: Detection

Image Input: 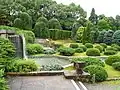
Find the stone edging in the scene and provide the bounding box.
[6,71,64,76]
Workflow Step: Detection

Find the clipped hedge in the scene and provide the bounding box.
[112,62,120,71]
[75,48,84,53]
[85,43,93,48]
[79,45,87,52]
[73,57,105,67]
[57,47,75,56]
[105,55,120,65]
[105,47,118,51]
[95,44,103,53]
[26,44,44,55]
[70,43,79,48]
[84,65,108,82]
[100,43,107,49]
[49,29,71,40]
[86,48,100,56]
[104,50,116,55]
[111,44,120,51]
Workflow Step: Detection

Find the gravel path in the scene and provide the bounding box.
[8,76,76,90]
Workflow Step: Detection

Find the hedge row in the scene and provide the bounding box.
[49,29,71,40]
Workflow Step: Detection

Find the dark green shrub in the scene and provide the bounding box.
[112,30,120,45]
[75,48,84,53]
[85,43,93,48]
[26,44,44,55]
[97,30,107,43]
[112,62,120,71]
[105,55,120,65]
[95,45,103,53]
[111,44,120,51]
[48,18,62,29]
[0,70,8,90]
[49,29,71,40]
[41,64,63,71]
[8,59,38,72]
[106,47,118,51]
[104,50,116,55]
[79,45,87,52]
[70,43,79,48]
[57,47,75,56]
[100,43,107,48]
[86,48,100,56]
[0,38,15,58]
[73,57,105,67]
[84,65,108,82]
[103,30,114,45]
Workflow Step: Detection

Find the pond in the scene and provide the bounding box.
[30,56,71,66]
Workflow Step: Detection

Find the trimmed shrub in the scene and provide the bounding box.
[73,57,105,67]
[49,29,71,40]
[44,48,56,54]
[106,47,118,51]
[0,38,15,58]
[104,50,116,55]
[70,43,79,48]
[75,48,84,53]
[112,62,120,71]
[57,47,75,56]
[26,44,44,55]
[111,44,120,51]
[105,55,120,65]
[95,45,103,53]
[48,18,62,29]
[53,43,63,50]
[9,60,38,72]
[100,43,107,48]
[86,48,100,56]
[85,43,93,48]
[79,45,87,52]
[84,65,108,82]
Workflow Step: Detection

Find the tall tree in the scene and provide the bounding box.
[89,8,98,25]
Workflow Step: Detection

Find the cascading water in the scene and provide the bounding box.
[21,35,27,59]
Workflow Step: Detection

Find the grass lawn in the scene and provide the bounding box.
[104,64,120,78]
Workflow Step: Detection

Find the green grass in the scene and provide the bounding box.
[64,66,75,70]
[100,80,120,85]
[104,64,120,78]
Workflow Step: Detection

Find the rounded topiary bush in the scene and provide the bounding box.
[105,47,118,51]
[57,47,75,56]
[104,50,116,55]
[112,62,120,71]
[111,44,120,51]
[95,45,103,53]
[79,45,87,52]
[70,43,79,48]
[105,55,120,65]
[75,48,84,53]
[26,44,44,55]
[85,43,93,48]
[84,65,108,82]
[100,43,107,48]
[86,48,100,56]
[73,57,105,67]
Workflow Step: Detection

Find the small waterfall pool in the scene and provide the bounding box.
[32,57,71,66]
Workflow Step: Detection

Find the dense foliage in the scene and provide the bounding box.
[84,65,108,82]
[105,55,120,65]
[85,43,93,48]
[112,30,120,45]
[0,38,15,58]
[104,50,116,55]
[94,44,103,53]
[112,62,120,71]
[57,47,75,56]
[73,57,105,67]
[26,44,44,55]
[86,48,100,56]
[79,45,87,52]
[69,43,79,48]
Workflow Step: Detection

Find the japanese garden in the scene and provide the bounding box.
[0,0,120,90]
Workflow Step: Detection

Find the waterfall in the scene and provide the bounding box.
[21,35,27,59]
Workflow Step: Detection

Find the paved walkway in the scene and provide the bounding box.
[8,76,76,90]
